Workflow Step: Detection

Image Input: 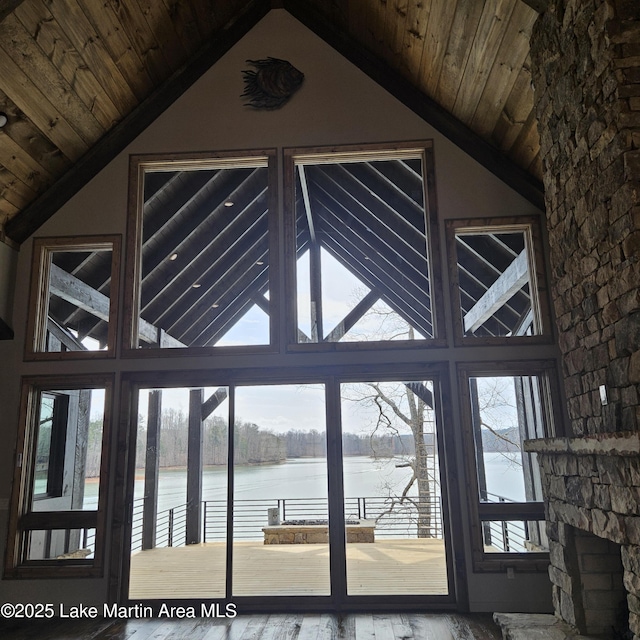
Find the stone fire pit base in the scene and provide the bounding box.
[262,519,375,544]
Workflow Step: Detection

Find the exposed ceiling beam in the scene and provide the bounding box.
[0,315,14,340]
[49,264,183,347]
[283,2,545,210]
[0,1,24,23]
[463,250,529,333]
[202,387,229,421]
[298,165,317,244]
[519,0,549,13]
[324,290,380,342]
[3,0,271,245]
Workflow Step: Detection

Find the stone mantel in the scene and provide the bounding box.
[524,432,640,457]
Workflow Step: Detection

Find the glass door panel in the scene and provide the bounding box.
[128,386,229,599]
[232,384,329,596]
[340,380,448,595]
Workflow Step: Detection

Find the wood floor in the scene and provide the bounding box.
[129,539,449,599]
[0,612,503,639]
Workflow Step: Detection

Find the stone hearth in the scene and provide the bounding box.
[525,433,640,638]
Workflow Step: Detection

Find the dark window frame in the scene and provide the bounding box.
[457,360,564,572]
[445,217,553,347]
[122,149,279,358]
[25,235,122,361]
[283,141,447,352]
[4,375,113,579]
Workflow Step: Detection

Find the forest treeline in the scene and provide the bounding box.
[83,408,517,477]
[129,411,418,470]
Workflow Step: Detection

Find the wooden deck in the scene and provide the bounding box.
[129,539,448,599]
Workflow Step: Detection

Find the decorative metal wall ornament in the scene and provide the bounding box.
[241,57,304,110]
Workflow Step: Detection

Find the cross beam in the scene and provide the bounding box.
[463,250,529,334]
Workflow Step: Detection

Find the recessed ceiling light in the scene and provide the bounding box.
[0,113,7,128]
[192,283,201,288]
[169,253,178,261]
[224,200,234,207]
[212,303,219,308]
[256,261,264,265]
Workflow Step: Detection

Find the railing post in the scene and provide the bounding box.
[282,499,286,522]
[502,521,510,551]
[362,497,367,520]
[186,389,204,545]
[168,509,174,547]
[143,390,161,550]
[203,501,207,543]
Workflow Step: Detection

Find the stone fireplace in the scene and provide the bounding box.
[525,433,640,637]
[521,0,640,635]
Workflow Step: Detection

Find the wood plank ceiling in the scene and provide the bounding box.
[0,0,543,246]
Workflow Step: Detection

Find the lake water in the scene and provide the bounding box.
[84,452,525,512]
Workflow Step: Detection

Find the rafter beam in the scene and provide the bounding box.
[202,387,229,421]
[49,264,184,347]
[463,250,529,333]
[519,0,549,14]
[298,165,316,244]
[324,290,380,342]
[0,1,24,23]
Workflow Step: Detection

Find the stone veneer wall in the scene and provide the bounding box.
[526,434,640,636]
[530,0,640,437]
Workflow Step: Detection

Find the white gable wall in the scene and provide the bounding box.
[0,10,550,612]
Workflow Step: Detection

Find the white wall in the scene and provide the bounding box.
[0,9,551,612]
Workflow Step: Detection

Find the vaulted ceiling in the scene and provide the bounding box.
[0,0,545,246]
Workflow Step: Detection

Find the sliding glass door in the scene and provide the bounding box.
[125,376,451,604]
[232,384,329,596]
[340,379,449,596]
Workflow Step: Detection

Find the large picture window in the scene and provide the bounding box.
[285,144,443,348]
[125,151,277,353]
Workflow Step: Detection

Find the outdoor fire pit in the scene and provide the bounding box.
[262,518,375,544]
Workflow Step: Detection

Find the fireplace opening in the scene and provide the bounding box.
[570,528,628,638]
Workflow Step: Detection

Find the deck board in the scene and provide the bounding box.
[129,539,448,599]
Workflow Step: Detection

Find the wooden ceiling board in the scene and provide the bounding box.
[399,0,432,84]
[434,0,485,112]
[75,0,155,101]
[0,0,545,245]
[0,13,105,143]
[470,2,537,138]
[417,0,458,99]
[492,60,534,153]
[451,0,518,124]
[14,2,121,130]
[44,0,139,112]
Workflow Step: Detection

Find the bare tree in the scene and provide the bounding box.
[345,379,439,538]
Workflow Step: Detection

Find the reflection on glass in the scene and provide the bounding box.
[128,387,229,599]
[341,380,448,595]
[33,396,56,497]
[469,375,548,553]
[455,230,538,338]
[295,156,433,344]
[138,162,270,349]
[26,528,96,561]
[233,384,329,596]
[30,389,104,512]
[44,248,113,352]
